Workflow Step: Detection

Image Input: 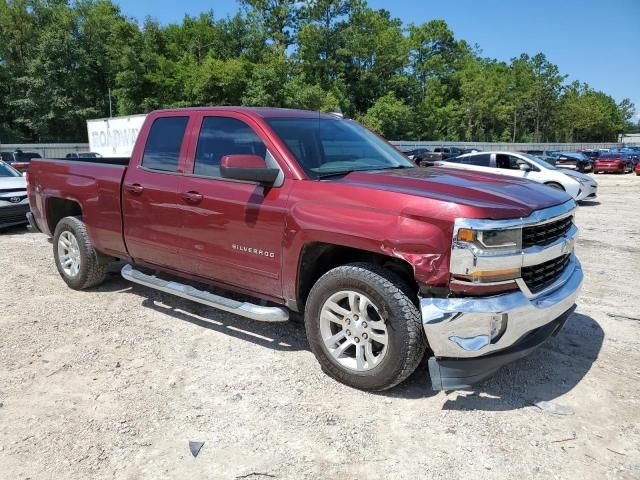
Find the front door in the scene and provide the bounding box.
[177,113,291,299]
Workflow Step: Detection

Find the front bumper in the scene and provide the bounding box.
[576,183,598,202]
[0,203,30,229]
[421,257,583,389]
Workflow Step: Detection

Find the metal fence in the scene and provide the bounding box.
[0,143,90,158]
[390,141,639,152]
[2,141,638,159]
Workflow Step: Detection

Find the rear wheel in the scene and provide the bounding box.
[53,216,111,290]
[305,263,425,391]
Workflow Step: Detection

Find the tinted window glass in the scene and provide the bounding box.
[142,116,188,172]
[465,153,491,166]
[496,154,521,170]
[266,118,413,178]
[0,162,20,177]
[194,117,267,177]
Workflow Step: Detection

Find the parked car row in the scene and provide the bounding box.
[434,151,598,202]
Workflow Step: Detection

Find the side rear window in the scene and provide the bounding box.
[142,116,188,172]
[466,153,491,166]
[194,116,266,178]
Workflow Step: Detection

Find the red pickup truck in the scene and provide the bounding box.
[27,107,583,391]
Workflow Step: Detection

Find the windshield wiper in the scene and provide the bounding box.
[316,165,413,179]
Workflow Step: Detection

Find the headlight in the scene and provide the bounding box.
[456,227,522,253]
[452,227,522,284]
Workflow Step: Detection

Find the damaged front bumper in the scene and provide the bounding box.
[421,256,583,390]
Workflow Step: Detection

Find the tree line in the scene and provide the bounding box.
[0,0,636,143]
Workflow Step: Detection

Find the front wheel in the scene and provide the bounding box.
[305,263,426,391]
[53,216,111,290]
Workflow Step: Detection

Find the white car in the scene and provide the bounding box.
[436,151,598,202]
[0,160,29,229]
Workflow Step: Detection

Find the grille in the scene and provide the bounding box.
[0,204,29,225]
[522,254,571,294]
[522,215,573,249]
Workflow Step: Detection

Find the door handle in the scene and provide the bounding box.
[181,191,203,203]
[126,183,144,194]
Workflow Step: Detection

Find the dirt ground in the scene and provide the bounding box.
[1,173,639,479]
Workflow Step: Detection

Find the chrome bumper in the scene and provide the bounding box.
[421,257,583,358]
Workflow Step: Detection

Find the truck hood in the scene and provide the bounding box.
[335,167,571,219]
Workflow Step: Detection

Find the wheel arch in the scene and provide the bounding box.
[295,242,417,312]
[46,197,83,234]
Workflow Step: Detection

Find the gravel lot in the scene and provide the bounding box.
[1,173,639,479]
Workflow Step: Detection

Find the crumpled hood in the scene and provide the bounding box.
[335,167,572,219]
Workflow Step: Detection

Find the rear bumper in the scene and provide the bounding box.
[594,164,624,172]
[421,257,583,389]
[26,211,41,232]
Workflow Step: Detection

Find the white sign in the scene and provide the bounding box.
[87,114,147,157]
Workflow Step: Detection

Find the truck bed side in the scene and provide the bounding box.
[28,159,129,258]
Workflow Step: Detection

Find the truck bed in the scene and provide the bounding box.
[28,158,129,258]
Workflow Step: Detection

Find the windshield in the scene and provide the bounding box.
[78,152,101,158]
[0,162,21,177]
[266,117,414,179]
[520,152,558,170]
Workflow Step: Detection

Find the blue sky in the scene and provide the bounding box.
[114,0,640,120]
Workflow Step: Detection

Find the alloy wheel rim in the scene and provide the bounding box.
[319,290,389,372]
[58,231,81,278]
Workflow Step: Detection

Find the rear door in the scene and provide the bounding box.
[177,112,291,299]
[122,114,191,269]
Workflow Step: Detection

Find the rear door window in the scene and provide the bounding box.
[193,117,267,178]
[142,116,189,172]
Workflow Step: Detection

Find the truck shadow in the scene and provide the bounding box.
[384,313,604,410]
[112,279,310,353]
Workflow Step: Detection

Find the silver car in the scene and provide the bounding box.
[0,160,29,229]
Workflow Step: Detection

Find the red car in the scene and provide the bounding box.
[26,107,583,392]
[636,160,640,176]
[593,153,633,174]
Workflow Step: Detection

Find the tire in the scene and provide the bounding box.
[304,263,425,391]
[53,216,111,290]
[544,182,565,191]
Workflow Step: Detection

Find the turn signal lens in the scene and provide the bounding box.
[456,228,476,242]
[454,267,521,283]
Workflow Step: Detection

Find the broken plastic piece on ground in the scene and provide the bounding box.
[533,400,575,416]
[189,440,205,457]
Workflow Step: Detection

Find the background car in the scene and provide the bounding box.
[436,151,598,202]
[519,149,559,163]
[594,152,633,174]
[552,152,593,172]
[636,160,640,176]
[65,152,104,159]
[0,160,29,229]
[0,150,42,172]
[415,146,464,166]
[608,148,639,167]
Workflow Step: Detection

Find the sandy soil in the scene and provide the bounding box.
[0,172,639,479]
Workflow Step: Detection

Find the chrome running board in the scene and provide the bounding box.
[121,264,289,322]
